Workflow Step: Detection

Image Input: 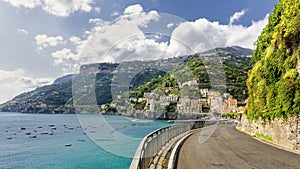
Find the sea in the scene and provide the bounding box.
[0,112,170,169]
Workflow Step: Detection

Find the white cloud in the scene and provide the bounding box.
[51,47,81,74]
[124,4,143,15]
[51,48,77,65]
[169,15,268,52]
[167,23,174,29]
[111,11,119,17]
[35,34,64,49]
[46,4,268,75]
[69,36,82,45]
[89,18,102,24]
[42,0,93,17]
[229,9,247,25]
[2,0,41,9]
[88,18,107,26]
[0,69,53,103]
[2,0,94,17]
[46,4,162,74]
[94,7,100,13]
[17,28,29,34]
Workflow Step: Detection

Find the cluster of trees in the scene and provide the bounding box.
[245,0,300,120]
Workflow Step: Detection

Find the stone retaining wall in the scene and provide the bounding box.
[239,114,300,151]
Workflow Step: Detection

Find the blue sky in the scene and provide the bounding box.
[0,0,277,103]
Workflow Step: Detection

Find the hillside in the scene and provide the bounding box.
[245,0,300,120]
[0,46,252,114]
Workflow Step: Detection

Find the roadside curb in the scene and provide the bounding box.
[167,128,201,169]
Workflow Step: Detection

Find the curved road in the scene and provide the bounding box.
[177,124,300,169]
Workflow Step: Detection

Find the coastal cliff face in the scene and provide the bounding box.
[0,46,252,114]
[0,63,118,114]
[245,0,300,120]
[241,0,300,150]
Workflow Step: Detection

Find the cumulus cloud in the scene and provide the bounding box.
[46,4,164,74]
[47,4,267,74]
[169,14,268,52]
[2,0,41,8]
[2,0,93,17]
[42,0,93,17]
[17,28,29,34]
[229,9,247,25]
[51,48,78,65]
[0,69,53,103]
[35,34,64,49]
[88,18,108,26]
[124,4,143,15]
[81,4,161,61]
[111,11,119,17]
[167,23,174,29]
[94,7,100,13]
[51,36,86,73]
[69,36,82,45]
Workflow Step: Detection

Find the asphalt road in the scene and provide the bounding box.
[176,124,300,169]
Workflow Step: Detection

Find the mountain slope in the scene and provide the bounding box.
[0,46,252,114]
[245,0,300,120]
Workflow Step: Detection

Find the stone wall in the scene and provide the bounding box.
[239,114,300,151]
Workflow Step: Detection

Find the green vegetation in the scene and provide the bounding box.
[245,0,300,120]
[165,102,177,113]
[255,133,273,142]
[95,73,114,105]
[222,112,240,119]
[0,47,253,114]
[130,48,252,106]
[129,72,179,99]
[130,69,166,89]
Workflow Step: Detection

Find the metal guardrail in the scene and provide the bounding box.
[130,121,205,169]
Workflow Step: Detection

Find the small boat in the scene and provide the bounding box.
[25,132,31,135]
[49,124,55,127]
[64,144,72,147]
[37,126,43,128]
[48,132,53,135]
[77,138,85,142]
[6,137,12,140]
[29,135,36,138]
[68,127,74,130]
[41,131,49,135]
[21,127,26,130]
[51,127,57,130]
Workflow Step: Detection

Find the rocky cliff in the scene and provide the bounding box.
[241,0,300,150]
[0,46,252,114]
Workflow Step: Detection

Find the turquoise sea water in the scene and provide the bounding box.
[0,112,170,169]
